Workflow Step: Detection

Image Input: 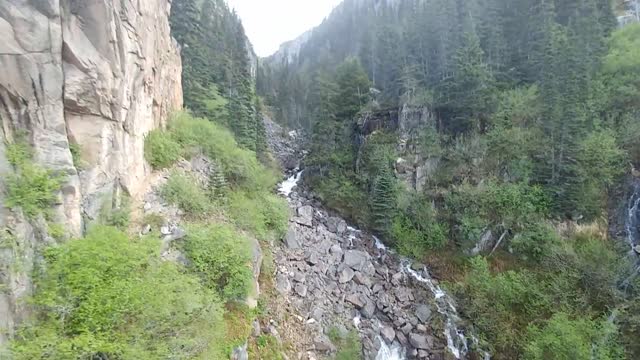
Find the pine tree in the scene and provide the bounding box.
[370,166,397,236]
[440,32,496,134]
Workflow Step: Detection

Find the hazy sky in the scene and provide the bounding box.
[226,0,343,57]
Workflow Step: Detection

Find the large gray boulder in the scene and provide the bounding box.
[343,250,370,271]
[415,304,432,323]
[294,205,314,227]
[284,227,300,249]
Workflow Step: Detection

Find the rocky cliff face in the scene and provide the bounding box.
[0,0,182,345]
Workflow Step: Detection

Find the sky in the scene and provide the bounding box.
[226,0,343,57]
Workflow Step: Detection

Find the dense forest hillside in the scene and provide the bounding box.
[260,0,640,358]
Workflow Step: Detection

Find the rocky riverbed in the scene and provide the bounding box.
[265,119,487,360]
[271,174,486,360]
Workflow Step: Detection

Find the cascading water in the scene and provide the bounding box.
[622,179,640,287]
[277,171,489,359]
[376,336,406,360]
[278,170,303,197]
[372,234,489,360]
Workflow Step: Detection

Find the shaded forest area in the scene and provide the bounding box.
[259,0,640,358]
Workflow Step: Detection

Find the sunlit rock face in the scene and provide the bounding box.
[0,0,182,345]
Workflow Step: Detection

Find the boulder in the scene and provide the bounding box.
[346,294,365,308]
[284,227,300,249]
[415,304,432,323]
[354,272,372,288]
[294,284,308,297]
[409,333,433,350]
[326,217,340,233]
[343,250,369,271]
[293,272,306,283]
[315,335,335,352]
[339,268,356,283]
[295,206,314,227]
[381,326,396,344]
[336,220,348,234]
[330,244,343,255]
[361,300,376,319]
[275,274,291,294]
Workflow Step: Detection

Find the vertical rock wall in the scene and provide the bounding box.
[0,0,182,346]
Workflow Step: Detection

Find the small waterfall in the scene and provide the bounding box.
[278,170,303,197]
[622,179,640,287]
[376,336,406,360]
[370,236,489,359]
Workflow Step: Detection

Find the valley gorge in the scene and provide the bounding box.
[1,0,640,360]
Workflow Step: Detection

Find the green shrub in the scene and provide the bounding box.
[144,130,183,169]
[10,226,226,359]
[3,142,63,219]
[327,327,362,360]
[455,257,551,359]
[182,224,253,301]
[227,191,288,240]
[260,194,289,239]
[99,195,131,229]
[511,223,560,261]
[392,214,447,259]
[168,112,279,192]
[5,164,63,219]
[524,312,624,360]
[161,172,210,216]
[69,143,83,169]
[6,139,32,167]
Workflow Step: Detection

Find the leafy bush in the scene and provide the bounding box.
[455,257,551,359]
[260,194,289,238]
[3,141,63,219]
[510,223,559,261]
[69,143,83,169]
[182,224,253,301]
[10,226,226,359]
[168,112,279,192]
[524,312,624,360]
[99,194,131,229]
[392,214,447,259]
[227,191,288,241]
[445,181,549,252]
[327,327,362,360]
[4,165,63,219]
[144,130,183,169]
[161,171,210,216]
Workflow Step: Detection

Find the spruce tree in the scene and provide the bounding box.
[370,166,397,236]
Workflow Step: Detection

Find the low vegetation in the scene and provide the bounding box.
[4,141,63,219]
[10,226,227,359]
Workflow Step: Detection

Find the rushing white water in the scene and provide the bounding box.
[622,180,640,288]
[376,336,405,360]
[278,170,303,197]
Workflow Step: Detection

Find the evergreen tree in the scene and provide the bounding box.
[440,32,496,134]
[370,166,397,236]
